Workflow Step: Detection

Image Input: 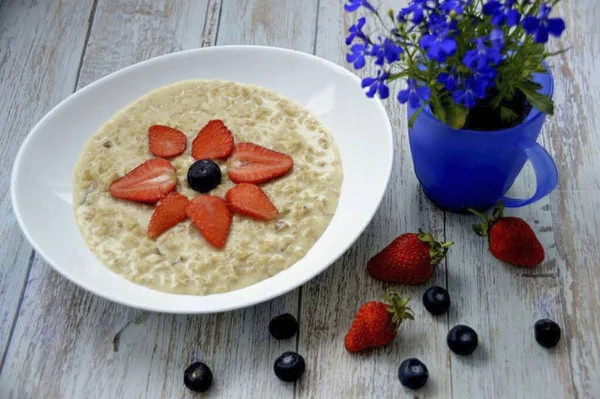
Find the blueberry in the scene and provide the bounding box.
[274,351,305,382]
[183,362,213,393]
[187,160,221,193]
[398,358,429,390]
[423,286,451,315]
[534,319,561,348]
[269,313,299,340]
[447,325,478,356]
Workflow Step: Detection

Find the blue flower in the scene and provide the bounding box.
[370,37,404,66]
[440,0,470,16]
[489,28,505,48]
[438,68,459,91]
[347,43,369,69]
[344,0,376,13]
[398,0,429,24]
[346,17,368,45]
[419,19,457,62]
[463,37,502,70]
[483,0,520,27]
[361,70,390,99]
[397,78,431,107]
[522,4,566,43]
[471,65,497,90]
[452,77,487,108]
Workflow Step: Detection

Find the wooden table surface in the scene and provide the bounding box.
[1,1,598,398]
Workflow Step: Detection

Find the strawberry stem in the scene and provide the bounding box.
[383,291,415,328]
[469,201,505,237]
[417,230,454,265]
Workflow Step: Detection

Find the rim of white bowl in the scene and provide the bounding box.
[10,45,394,313]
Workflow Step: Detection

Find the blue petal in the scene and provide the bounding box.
[397,89,410,104]
[491,13,505,26]
[534,27,549,43]
[440,38,457,55]
[489,28,504,48]
[522,16,539,34]
[416,86,431,101]
[482,1,501,16]
[361,77,375,88]
[452,90,465,106]
[463,50,478,68]
[378,84,390,99]
[547,18,566,37]
[506,9,521,27]
[354,55,366,69]
[366,83,378,98]
[344,3,360,12]
[408,92,421,108]
[464,93,477,108]
[419,35,436,49]
[345,33,356,46]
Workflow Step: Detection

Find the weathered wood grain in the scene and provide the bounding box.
[0,0,94,369]
[296,2,452,398]
[0,0,319,398]
[1,0,599,398]
[445,202,573,398]
[0,1,210,398]
[542,1,600,396]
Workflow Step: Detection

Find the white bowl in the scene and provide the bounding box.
[11,46,393,313]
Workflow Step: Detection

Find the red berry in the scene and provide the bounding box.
[227,143,293,184]
[109,158,177,204]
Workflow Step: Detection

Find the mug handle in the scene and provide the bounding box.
[500,138,559,208]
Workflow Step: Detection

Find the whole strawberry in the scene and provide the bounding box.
[471,202,544,267]
[367,231,453,285]
[344,292,414,353]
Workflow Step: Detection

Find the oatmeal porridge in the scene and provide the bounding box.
[73,80,343,295]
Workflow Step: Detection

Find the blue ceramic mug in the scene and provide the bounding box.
[407,71,558,212]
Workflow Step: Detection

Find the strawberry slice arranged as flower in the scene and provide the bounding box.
[109,158,177,204]
[227,143,293,184]
[192,120,234,160]
[147,192,190,239]
[186,195,232,249]
[148,125,187,158]
[225,183,279,221]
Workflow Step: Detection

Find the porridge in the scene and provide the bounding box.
[73,80,343,295]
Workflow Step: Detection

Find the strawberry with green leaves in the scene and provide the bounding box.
[471,202,544,267]
[344,292,414,353]
[367,231,453,285]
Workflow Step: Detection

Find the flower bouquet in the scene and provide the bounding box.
[344,0,566,212]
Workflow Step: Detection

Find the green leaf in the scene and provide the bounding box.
[445,101,468,129]
[517,83,555,116]
[430,94,446,124]
[408,104,425,128]
[387,9,395,22]
[386,72,408,82]
[545,47,571,57]
[499,106,519,123]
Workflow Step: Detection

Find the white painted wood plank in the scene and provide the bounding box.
[0,0,94,367]
[541,1,600,396]
[445,202,573,398]
[0,0,321,398]
[297,2,452,398]
[0,1,208,398]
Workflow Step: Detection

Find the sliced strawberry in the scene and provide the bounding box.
[109,158,177,204]
[227,143,293,184]
[147,192,190,239]
[192,120,234,160]
[148,125,187,157]
[186,195,232,249]
[225,183,279,221]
